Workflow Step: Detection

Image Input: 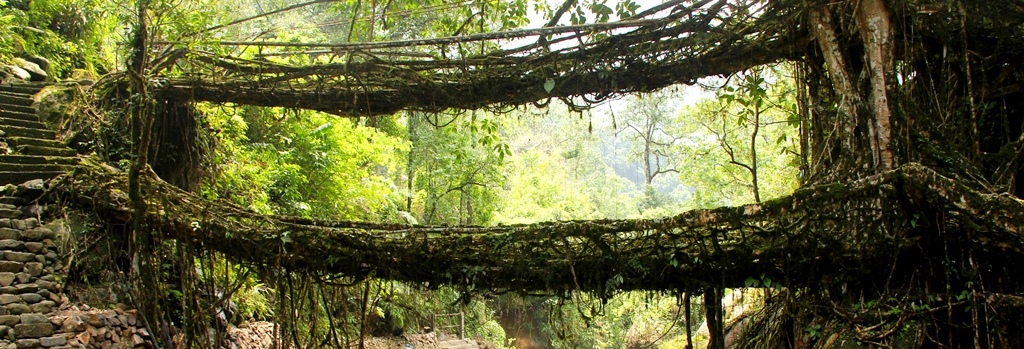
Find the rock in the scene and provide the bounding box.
[23,264,41,277]
[21,244,42,255]
[75,330,91,347]
[22,56,49,74]
[11,58,46,82]
[34,281,54,292]
[5,65,31,81]
[61,316,84,332]
[0,273,16,287]
[10,221,25,231]
[5,251,34,262]
[13,181,42,198]
[37,336,64,347]
[0,241,24,251]
[131,334,144,346]
[0,287,16,294]
[14,338,39,349]
[85,314,103,327]
[14,274,31,285]
[0,295,22,305]
[15,282,37,292]
[5,303,30,315]
[18,293,40,304]
[13,322,52,338]
[28,301,52,314]
[0,230,15,241]
[18,229,51,242]
[0,262,23,274]
[18,314,46,324]
[0,315,20,326]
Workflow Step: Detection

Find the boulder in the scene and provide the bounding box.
[14,181,44,200]
[3,65,31,81]
[11,58,46,82]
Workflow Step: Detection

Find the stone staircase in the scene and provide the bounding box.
[0,83,77,186]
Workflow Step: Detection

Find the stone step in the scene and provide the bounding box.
[0,125,54,140]
[0,117,46,130]
[0,110,40,123]
[0,172,63,186]
[0,93,33,107]
[0,163,72,173]
[6,137,64,149]
[12,145,75,157]
[0,155,76,165]
[0,103,34,115]
[0,84,44,95]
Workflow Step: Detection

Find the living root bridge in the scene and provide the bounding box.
[155,0,805,116]
[56,161,1024,294]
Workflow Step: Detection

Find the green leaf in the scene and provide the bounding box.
[543,78,556,93]
[591,4,613,15]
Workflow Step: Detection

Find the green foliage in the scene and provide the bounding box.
[0,0,120,76]
[805,323,822,341]
[495,111,638,223]
[673,66,801,208]
[200,104,408,220]
[0,8,20,60]
[744,273,774,288]
[525,292,696,349]
[408,112,507,225]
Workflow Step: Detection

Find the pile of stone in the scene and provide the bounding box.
[51,306,152,349]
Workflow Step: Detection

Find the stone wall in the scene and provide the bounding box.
[0,214,65,349]
[0,181,157,349]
